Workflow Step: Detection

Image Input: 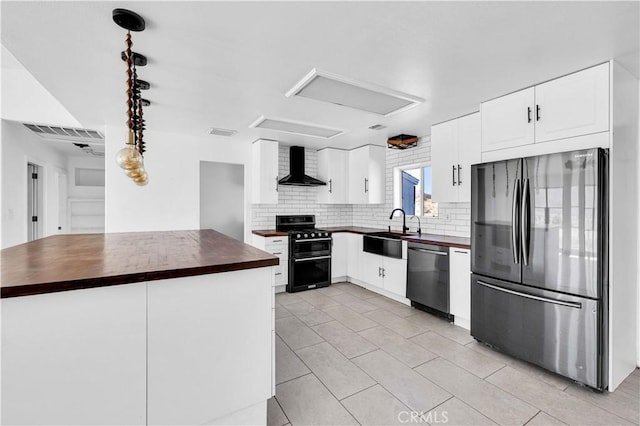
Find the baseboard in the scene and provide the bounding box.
[454,316,470,331]
[331,276,348,283]
[274,285,286,294]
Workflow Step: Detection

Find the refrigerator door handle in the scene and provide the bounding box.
[512,177,521,264]
[476,281,582,309]
[521,177,531,266]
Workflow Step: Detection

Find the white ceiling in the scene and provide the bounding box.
[2,1,638,151]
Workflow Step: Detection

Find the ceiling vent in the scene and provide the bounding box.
[23,123,104,143]
[368,124,387,130]
[208,127,237,137]
[285,69,424,116]
[249,116,343,139]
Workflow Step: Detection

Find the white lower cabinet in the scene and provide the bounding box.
[252,235,288,287]
[331,233,348,280]
[347,237,408,301]
[449,248,471,330]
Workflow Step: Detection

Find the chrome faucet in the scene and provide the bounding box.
[389,208,410,234]
[411,215,422,236]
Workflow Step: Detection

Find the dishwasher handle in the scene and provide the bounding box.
[408,247,448,256]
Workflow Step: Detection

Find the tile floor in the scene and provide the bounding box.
[269,282,640,426]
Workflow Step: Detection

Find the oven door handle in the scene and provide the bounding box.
[293,255,332,262]
[294,238,332,243]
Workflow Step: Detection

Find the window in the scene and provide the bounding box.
[395,164,438,217]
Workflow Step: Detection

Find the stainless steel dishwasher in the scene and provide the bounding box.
[406,242,450,318]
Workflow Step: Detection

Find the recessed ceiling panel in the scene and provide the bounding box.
[249,116,344,139]
[286,69,425,116]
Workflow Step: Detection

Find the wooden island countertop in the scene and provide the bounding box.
[1,229,279,298]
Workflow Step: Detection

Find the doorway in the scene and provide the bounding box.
[200,161,244,241]
[27,162,44,241]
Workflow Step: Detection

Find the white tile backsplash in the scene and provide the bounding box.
[251,140,470,237]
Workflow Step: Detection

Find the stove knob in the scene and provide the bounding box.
[304,233,308,238]
[296,233,301,239]
[311,233,315,238]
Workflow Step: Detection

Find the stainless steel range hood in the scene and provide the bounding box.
[278,146,326,187]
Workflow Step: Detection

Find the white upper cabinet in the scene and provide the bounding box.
[481,63,610,154]
[481,88,535,152]
[251,139,279,204]
[348,145,385,204]
[317,148,348,204]
[432,112,481,203]
[534,63,609,143]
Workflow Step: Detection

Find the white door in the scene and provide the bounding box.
[534,63,609,144]
[382,257,407,298]
[331,233,348,279]
[348,147,369,204]
[366,145,386,204]
[431,119,459,203]
[457,113,481,203]
[317,149,348,204]
[346,233,363,280]
[252,139,279,204]
[360,252,384,288]
[481,87,535,152]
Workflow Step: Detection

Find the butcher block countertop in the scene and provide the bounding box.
[253,227,471,249]
[1,230,278,298]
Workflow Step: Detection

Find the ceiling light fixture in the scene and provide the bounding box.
[249,116,344,139]
[286,69,424,116]
[113,8,151,186]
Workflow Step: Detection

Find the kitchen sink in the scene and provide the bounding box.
[363,232,405,258]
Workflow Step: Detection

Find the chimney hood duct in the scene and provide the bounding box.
[278,146,326,186]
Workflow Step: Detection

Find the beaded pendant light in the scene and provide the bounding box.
[113,9,150,186]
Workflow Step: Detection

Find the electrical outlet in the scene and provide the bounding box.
[445,213,451,223]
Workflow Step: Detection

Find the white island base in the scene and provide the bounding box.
[1,267,275,425]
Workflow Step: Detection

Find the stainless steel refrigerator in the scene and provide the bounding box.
[471,148,608,390]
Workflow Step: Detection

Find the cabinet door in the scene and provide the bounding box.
[348,146,370,204]
[431,119,459,203]
[450,248,471,329]
[481,87,535,152]
[346,233,364,280]
[318,149,348,204]
[534,63,609,144]
[457,113,481,203]
[331,233,348,279]
[252,139,279,204]
[360,251,384,288]
[382,257,407,298]
[366,145,386,204]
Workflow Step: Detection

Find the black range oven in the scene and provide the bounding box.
[276,215,332,293]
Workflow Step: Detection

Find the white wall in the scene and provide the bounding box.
[1,120,67,248]
[105,126,252,241]
[200,161,244,241]
[1,45,80,127]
